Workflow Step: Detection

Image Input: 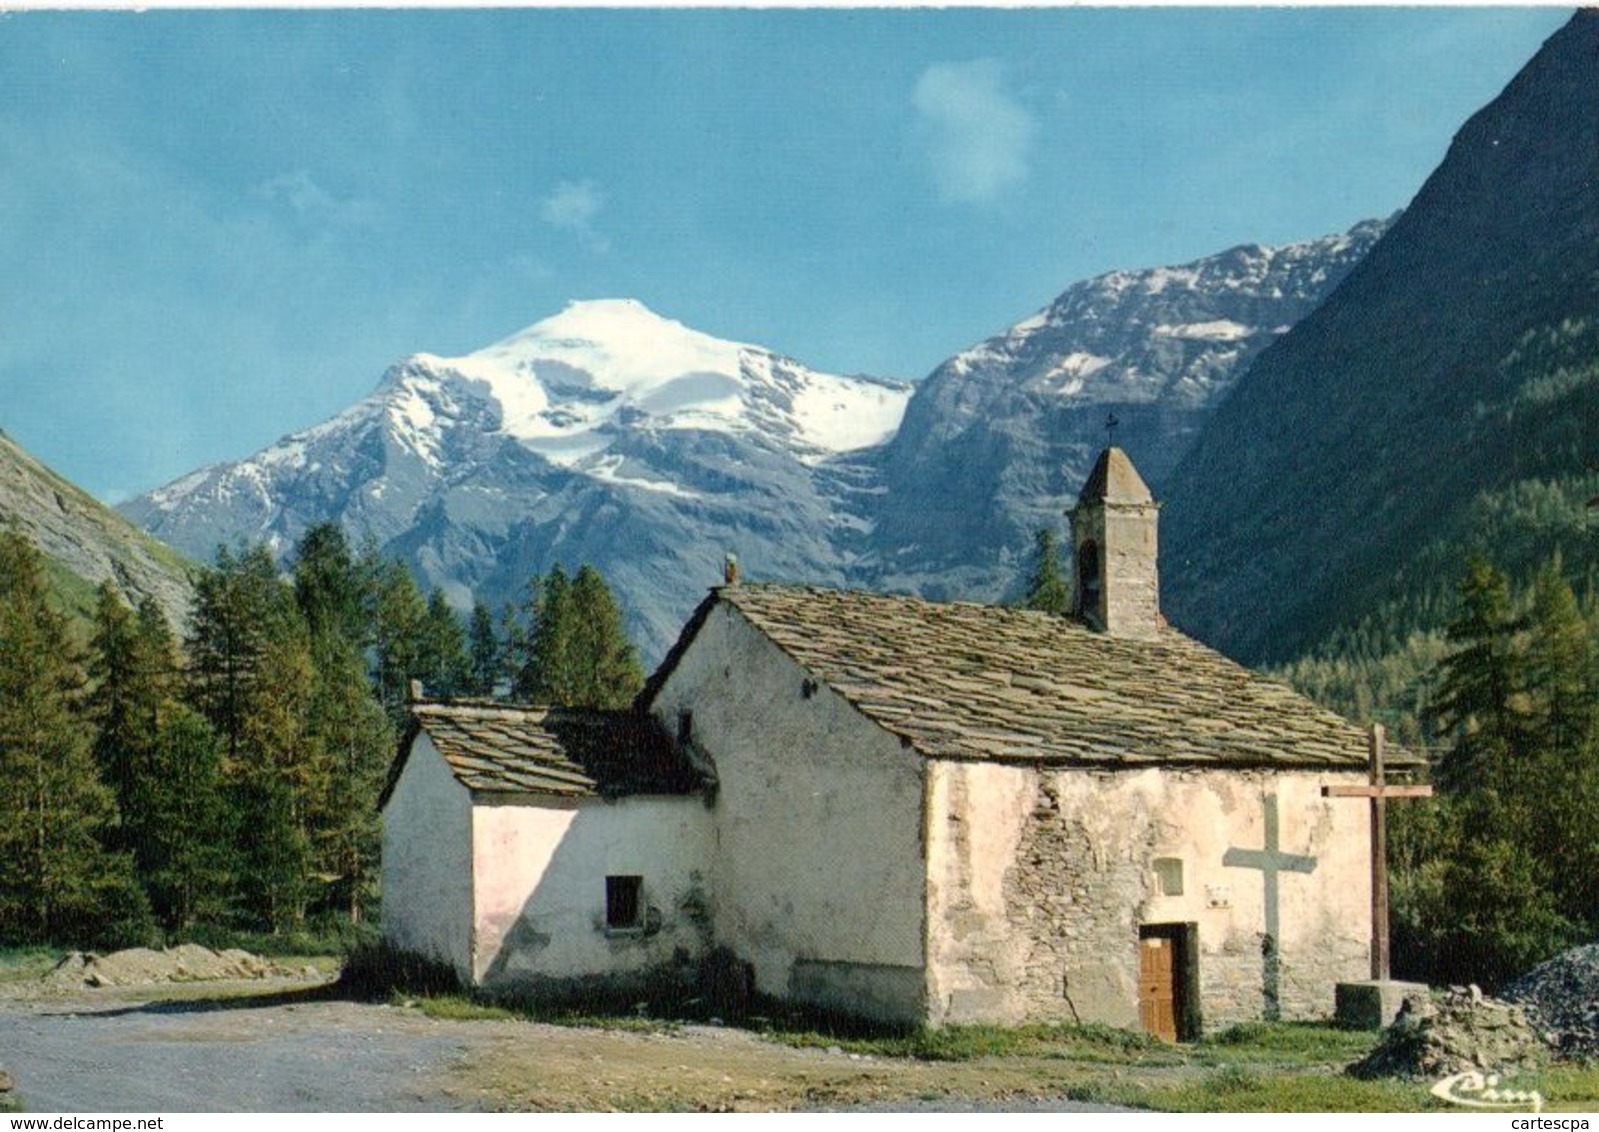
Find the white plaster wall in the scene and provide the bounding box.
[470,793,713,991]
[650,602,927,1020]
[381,735,474,981]
[925,760,1371,1029]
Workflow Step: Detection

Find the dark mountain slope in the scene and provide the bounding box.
[1163,10,1599,665]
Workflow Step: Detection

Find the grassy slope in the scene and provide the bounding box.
[0,429,196,633]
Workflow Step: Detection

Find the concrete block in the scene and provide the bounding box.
[1336,980,1428,1030]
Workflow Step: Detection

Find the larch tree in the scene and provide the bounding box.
[0,533,151,945]
[371,558,428,720]
[188,542,318,932]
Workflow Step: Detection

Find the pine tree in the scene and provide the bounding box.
[302,631,393,924]
[1521,560,1599,918]
[1022,528,1071,616]
[88,588,181,832]
[371,559,428,718]
[517,564,575,704]
[129,705,231,932]
[1431,557,1525,794]
[1396,555,1598,986]
[497,600,526,692]
[188,544,286,766]
[293,522,368,645]
[467,601,500,697]
[1523,559,1593,761]
[513,564,643,709]
[187,543,318,932]
[233,600,316,932]
[291,525,397,923]
[419,588,470,698]
[568,564,645,709]
[87,582,144,818]
[0,532,152,945]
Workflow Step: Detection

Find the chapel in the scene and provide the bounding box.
[380,447,1407,1036]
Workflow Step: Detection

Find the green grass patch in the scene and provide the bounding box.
[530,1010,683,1034]
[404,993,518,1022]
[393,992,683,1033]
[1539,1065,1599,1112]
[184,919,378,960]
[1091,1067,1447,1113]
[1190,1021,1381,1067]
[762,1019,1171,1064]
[0,946,63,984]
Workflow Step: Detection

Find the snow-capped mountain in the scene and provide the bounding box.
[865,217,1391,600]
[122,300,910,658]
[124,223,1383,662]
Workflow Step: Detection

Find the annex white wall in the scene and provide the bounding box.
[650,601,928,1023]
[470,793,713,992]
[925,761,1371,1029]
[381,735,475,981]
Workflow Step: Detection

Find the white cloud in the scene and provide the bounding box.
[256,170,378,228]
[540,180,608,251]
[913,59,1036,205]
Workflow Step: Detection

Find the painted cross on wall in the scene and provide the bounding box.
[1223,793,1317,1021]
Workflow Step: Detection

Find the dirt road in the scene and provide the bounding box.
[0,990,486,1112]
[0,985,1127,1113]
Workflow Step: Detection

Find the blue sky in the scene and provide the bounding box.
[0,6,1573,502]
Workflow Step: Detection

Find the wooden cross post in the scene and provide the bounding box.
[1321,724,1433,981]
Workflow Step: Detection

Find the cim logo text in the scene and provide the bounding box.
[1429,1070,1544,1112]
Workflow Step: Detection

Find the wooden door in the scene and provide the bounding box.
[1139,935,1178,1042]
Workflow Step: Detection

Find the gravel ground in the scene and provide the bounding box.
[0,989,486,1112]
[0,985,1131,1113]
[1504,944,1599,1061]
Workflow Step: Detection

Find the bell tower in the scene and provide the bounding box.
[1069,447,1161,637]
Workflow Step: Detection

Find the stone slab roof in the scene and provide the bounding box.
[380,700,701,807]
[697,584,1416,771]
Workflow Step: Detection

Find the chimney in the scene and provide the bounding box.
[723,552,740,586]
[407,678,425,702]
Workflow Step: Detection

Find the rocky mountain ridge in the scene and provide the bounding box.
[120,225,1386,661]
[866,217,1389,600]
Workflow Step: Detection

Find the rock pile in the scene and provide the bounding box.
[1504,944,1599,1061]
[1347,986,1550,1080]
[39,944,321,991]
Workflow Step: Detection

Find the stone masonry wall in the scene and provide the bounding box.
[1002,773,1150,1026]
[925,760,1371,1032]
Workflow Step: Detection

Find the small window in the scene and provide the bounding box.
[606,875,643,930]
[1153,857,1185,897]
